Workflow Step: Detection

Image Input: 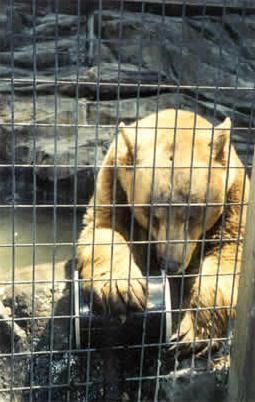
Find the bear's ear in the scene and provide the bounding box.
[212,117,231,164]
[118,122,134,166]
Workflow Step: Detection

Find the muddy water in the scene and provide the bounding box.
[0,207,83,281]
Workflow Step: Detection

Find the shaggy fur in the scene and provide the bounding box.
[76,109,249,349]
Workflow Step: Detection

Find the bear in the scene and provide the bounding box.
[76,109,249,351]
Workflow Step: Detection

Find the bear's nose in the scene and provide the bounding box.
[159,256,179,273]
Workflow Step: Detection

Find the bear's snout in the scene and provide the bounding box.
[158,256,179,273]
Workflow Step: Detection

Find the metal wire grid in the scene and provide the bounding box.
[0,0,254,401]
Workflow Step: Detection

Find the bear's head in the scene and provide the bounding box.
[116,110,238,274]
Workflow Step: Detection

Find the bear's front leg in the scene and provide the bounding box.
[171,254,237,354]
[76,227,146,316]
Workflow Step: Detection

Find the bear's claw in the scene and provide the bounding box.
[169,314,219,357]
[82,275,146,317]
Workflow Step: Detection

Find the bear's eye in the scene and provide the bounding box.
[189,206,202,223]
[152,215,160,228]
[143,207,150,219]
[169,155,173,162]
[143,206,160,228]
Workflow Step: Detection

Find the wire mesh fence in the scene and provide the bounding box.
[0,0,254,401]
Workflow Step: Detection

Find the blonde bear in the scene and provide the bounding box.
[77,109,249,349]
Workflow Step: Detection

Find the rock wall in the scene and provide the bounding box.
[0,4,254,204]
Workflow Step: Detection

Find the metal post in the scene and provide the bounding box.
[228,150,255,402]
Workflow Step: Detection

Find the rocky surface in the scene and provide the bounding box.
[0,261,228,402]
[0,5,255,204]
